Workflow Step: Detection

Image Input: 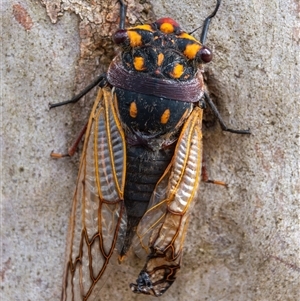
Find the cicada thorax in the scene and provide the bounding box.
[107,18,209,255]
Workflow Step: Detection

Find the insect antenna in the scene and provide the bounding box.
[189,0,221,44]
[117,0,127,29]
[200,0,221,44]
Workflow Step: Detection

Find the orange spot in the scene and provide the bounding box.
[129,102,138,118]
[133,57,145,71]
[161,109,170,124]
[171,64,184,78]
[157,53,164,66]
[128,31,143,47]
[160,22,174,33]
[130,24,153,32]
[184,43,202,60]
[179,32,198,42]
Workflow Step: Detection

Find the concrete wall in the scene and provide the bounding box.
[2,0,299,300]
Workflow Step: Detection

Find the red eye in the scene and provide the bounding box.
[113,29,128,45]
[198,46,213,63]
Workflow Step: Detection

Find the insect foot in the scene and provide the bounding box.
[130,271,153,294]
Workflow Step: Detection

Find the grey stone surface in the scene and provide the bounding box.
[2,0,299,300]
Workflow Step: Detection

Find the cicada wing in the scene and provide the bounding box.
[131,107,203,296]
[62,87,127,301]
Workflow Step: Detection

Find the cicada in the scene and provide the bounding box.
[51,0,250,299]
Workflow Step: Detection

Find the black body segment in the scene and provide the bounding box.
[124,145,176,216]
[115,88,193,136]
[121,142,176,255]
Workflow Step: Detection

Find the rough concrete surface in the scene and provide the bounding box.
[1,0,299,301]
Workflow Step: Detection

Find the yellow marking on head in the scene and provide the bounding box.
[129,24,153,32]
[170,63,184,78]
[161,109,170,124]
[133,56,145,71]
[129,102,138,118]
[157,53,164,66]
[179,32,199,42]
[184,43,202,59]
[160,22,174,33]
[127,31,143,47]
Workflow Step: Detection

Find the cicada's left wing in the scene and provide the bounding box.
[131,107,203,296]
[61,87,127,301]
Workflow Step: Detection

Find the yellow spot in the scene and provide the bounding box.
[160,22,174,33]
[161,109,170,124]
[170,63,184,78]
[128,31,143,47]
[184,43,201,60]
[129,24,153,32]
[179,32,199,42]
[133,56,145,71]
[129,102,138,118]
[157,53,164,66]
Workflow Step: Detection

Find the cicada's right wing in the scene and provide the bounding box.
[131,107,203,296]
[61,87,127,301]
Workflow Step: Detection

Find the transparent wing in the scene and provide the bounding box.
[131,107,203,296]
[61,87,127,301]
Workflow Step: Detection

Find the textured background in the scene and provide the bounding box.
[2,0,299,300]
